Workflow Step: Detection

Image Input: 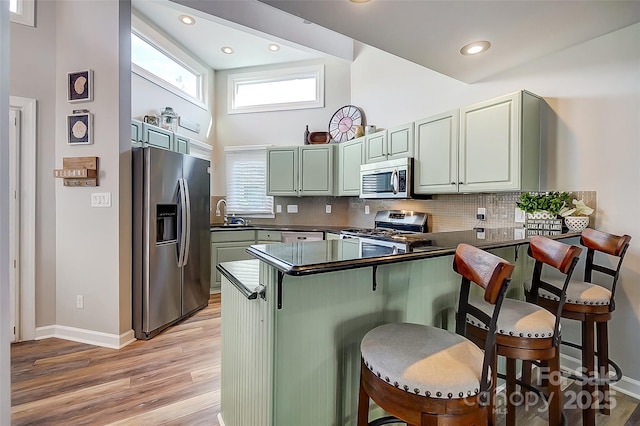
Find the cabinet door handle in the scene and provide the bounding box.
[459,182,464,185]
[451,182,456,185]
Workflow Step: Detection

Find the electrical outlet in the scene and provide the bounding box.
[76,295,84,309]
[365,205,370,215]
[276,205,282,213]
[325,205,332,214]
[477,207,486,221]
[287,204,298,214]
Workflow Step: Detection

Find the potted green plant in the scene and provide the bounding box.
[516,191,572,218]
[516,191,571,233]
[559,199,594,232]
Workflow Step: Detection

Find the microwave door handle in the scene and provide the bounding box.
[390,169,399,194]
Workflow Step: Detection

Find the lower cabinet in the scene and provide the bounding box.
[211,230,256,292]
[211,229,284,291]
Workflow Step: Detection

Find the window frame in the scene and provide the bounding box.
[224,146,274,218]
[131,12,209,110]
[227,64,324,114]
[10,0,35,27]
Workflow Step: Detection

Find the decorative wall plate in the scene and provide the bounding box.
[328,105,363,142]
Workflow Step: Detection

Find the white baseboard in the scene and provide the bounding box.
[35,325,136,349]
[560,353,640,400]
[217,413,226,426]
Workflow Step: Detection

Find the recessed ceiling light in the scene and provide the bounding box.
[460,41,491,56]
[221,46,234,55]
[268,44,280,52]
[178,15,195,25]
[349,0,371,3]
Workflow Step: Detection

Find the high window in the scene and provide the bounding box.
[10,0,35,27]
[131,13,209,109]
[225,147,274,217]
[228,65,324,114]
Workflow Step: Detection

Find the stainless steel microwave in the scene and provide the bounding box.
[360,157,412,199]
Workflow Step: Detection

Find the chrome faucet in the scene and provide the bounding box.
[215,198,228,225]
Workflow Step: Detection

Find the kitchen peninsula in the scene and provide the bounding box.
[217,228,579,426]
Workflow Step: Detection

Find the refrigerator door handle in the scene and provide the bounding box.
[182,178,192,267]
[177,178,188,267]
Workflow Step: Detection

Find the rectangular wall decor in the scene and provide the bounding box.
[67,110,93,145]
[67,69,94,103]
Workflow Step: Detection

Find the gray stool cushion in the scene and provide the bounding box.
[361,323,485,399]
[524,279,612,306]
[467,297,557,338]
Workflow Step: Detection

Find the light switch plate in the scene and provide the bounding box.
[91,192,111,207]
[287,205,298,214]
[365,205,370,215]
[514,207,526,223]
[276,205,282,213]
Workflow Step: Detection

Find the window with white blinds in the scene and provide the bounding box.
[225,147,274,217]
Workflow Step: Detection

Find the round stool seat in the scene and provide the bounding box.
[361,322,485,399]
[467,297,557,338]
[524,278,612,306]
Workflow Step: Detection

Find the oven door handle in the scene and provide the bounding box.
[390,169,399,194]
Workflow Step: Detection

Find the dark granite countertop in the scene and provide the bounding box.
[245,227,581,276]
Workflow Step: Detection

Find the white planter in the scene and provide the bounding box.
[564,216,589,232]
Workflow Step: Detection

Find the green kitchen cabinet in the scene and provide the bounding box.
[256,230,282,244]
[387,122,414,160]
[266,147,298,196]
[364,131,387,163]
[459,90,541,192]
[414,110,460,194]
[142,122,173,151]
[337,136,364,196]
[364,123,413,164]
[267,145,335,196]
[131,119,143,147]
[174,134,190,154]
[414,90,541,194]
[210,230,256,292]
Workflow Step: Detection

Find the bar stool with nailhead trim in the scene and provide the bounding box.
[524,228,631,426]
[357,243,514,426]
[465,236,582,426]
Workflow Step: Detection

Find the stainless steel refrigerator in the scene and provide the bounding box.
[132,146,211,340]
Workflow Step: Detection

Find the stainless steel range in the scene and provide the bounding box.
[341,210,432,255]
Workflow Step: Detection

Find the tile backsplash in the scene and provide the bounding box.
[212,191,596,232]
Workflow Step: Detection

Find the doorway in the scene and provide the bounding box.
[9,96,36,342]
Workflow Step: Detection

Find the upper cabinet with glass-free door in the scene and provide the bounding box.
[267,145,335,196]
[459,90,541,192]
[414,110,459,194]
[337,136,365,196]
[414,90,541,194]
[364,123,414,164]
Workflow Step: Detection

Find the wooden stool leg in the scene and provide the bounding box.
[582,318,596,426]
[506,358,517,426]
[539,359,549,388]
[357,366,370,426]
[548,353,563,426]
[597,320,611,415]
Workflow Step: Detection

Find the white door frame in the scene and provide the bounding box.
[9,96,36,342]
[8,108,19,342]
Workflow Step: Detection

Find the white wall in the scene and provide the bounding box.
[1,1,11,423]
[352,23,640,387]
[10,0,57,326]
[53,0,131,340]
[213,57,351,195]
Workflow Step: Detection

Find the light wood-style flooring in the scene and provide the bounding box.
[11,294,221,426]
[11,293,640,425]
